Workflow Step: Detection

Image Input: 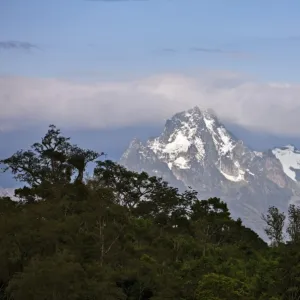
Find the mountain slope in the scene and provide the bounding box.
[0,187,16,200]
[272,145,300,182]
[120,106,300,239]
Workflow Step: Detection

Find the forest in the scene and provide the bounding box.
[0,125,299,300]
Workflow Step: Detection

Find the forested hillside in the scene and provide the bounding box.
[0,126,300,300]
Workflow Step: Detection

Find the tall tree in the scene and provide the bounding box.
[286,204,300,244]
[262,206,285,246]
[93,160,195,231]
[0,125,100,201]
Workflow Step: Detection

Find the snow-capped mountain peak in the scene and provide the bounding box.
[272,145,300,181]
[148,107,205,169]
[146,106,239,172]
[120,106,300,240]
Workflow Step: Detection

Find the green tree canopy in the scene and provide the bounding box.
[0,125,299,300]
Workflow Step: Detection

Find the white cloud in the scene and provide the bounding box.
[1,71,300,136]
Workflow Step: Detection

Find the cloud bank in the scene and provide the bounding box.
[1,71,300,136]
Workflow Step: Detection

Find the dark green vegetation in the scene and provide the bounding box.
[1,125,300,300]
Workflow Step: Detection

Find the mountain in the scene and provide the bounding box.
[120,106,300,239]
[272,145,300,182]
[0,187,16,200]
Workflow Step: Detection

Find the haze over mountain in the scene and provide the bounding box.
[120,107,300,239]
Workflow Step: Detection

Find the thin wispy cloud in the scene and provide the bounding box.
[157,47,238,54]
[190,47,248,56]
[190,47,226,53]
[0,41,39,52]
[155,47,250,59]
[190,47,252,59]
[84,0,149,2]
[156,48,178,56]
[161,48,177,53]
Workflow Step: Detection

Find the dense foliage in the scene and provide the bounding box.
[1,126,300,299]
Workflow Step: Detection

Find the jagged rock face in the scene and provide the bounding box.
[120,106,300,239]
[121,138,187,191]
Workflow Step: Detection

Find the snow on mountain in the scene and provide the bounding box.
[202,110,235,156]
[148,107,207,170]
[146,106,249,185]
[120,138,187,191]
[120,106,300,240]
[272,145,300,181]
[0,187,17,200]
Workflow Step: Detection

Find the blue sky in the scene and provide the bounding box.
[1,0,300,80]
[1,0,300,187]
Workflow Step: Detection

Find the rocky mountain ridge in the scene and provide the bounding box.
[120,106,300,239]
